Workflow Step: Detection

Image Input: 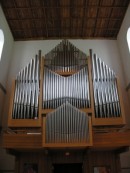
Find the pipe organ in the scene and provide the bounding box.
[91,51,121,118]
[3,40,130,173]
[4,40,126,149]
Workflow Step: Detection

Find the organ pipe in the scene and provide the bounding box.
[91,50,121,118]
[12,54,40,119]
[46,102,89,143]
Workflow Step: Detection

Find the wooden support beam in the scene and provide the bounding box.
[2,131,130,150]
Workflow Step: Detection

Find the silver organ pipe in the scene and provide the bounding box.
[44,40,87,72]
[42,67,90,109]
[91,50,121,118]
[12,53,40,119]
[43,40,89,110]
[46,102,89,143]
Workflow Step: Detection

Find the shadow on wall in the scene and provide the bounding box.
[121,169,130,173]
[0,170,14,173]
[0,89,5,127]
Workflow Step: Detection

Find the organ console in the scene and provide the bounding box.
[3,40,128,150]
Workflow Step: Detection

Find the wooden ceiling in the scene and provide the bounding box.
[1,0,130,41]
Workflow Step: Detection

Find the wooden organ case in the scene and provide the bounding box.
[2,40,130,173]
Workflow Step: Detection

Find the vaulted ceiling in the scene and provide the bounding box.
[1,0,130,41]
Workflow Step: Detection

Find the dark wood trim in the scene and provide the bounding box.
[3,6,128,10]
[126,83,130,91]
[0,170,14,172]
[0,82,6,94]
[8,17,122,21]
[14,37,117,41]
[115,146,129,154]
[0,126,2,134]
[121,167,130,169]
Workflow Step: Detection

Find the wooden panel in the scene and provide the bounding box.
[39,57,44,116]
[3,134,42,149]
[51,150,84,163]
[41,108,93,115]
[92,117,125,126]
[116,78,126,124]
[8,119,41,127]
[42,116,46,146]
[43,143,91,148]
[93,131,130,148]
[8,80,15,125]
[84,151,121,173]
[0,89,5,124]
[88,55,95,117]
[54,71,80,76]
[3,129,130,150]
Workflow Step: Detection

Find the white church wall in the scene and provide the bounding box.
[117,4,130,172]
[0,4,14,126]
[117,4,130,125]
[0,5,14,87]
[117,4,130,87]
[0,5,15,172]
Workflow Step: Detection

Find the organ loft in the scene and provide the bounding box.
[2,40,130,173]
